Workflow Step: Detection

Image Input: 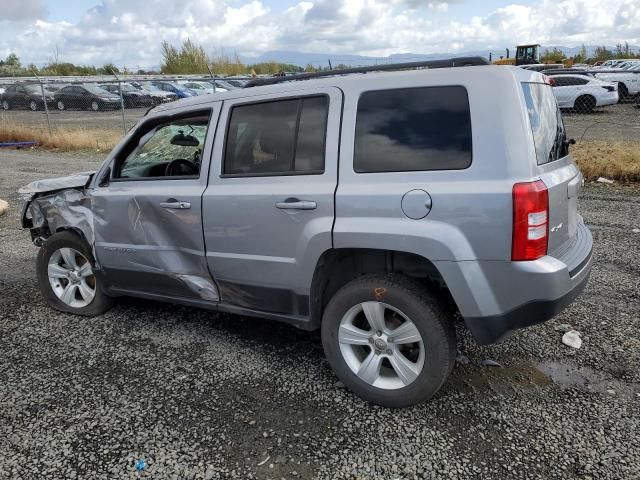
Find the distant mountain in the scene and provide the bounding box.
[241,45,640,68]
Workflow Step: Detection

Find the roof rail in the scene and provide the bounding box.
[243,56,490,88]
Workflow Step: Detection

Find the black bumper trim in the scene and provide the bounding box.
[464,268,591,346]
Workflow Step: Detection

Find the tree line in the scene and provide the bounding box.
[541,42,639,64]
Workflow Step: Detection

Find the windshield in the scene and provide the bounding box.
[24,85,42,94]
[119,84,137,92]
[83,84,111,95]
[521,82,568,165]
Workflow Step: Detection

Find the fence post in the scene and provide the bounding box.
[32,70,52,138]
[110,68,126,134]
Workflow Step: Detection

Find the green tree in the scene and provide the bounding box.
[161,39,210,74]
[540,47,566,63]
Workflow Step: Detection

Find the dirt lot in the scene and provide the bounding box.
[0,150,639,480]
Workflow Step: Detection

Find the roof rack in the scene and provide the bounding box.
[243,56,490,88]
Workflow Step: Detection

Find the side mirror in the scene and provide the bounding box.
[99,167,111,187]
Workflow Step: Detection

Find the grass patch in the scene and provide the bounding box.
[572,141,640,182]
[1,126,638,182]
[0,124,121,151]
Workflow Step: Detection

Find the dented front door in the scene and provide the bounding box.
[90,105,221,302]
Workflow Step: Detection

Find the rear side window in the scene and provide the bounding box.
[224,96,328,176]
[521,82,567,165]
[354,86,472,173]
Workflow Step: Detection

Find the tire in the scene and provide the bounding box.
[1,100,9,110]
[321,274,456,408]
[57,100,65,111]
[29,100,38,111]
[618,83,629,101]
[90,101,100,111]
[574,95,596,113]
[36,231,114,316]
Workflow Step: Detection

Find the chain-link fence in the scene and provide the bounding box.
[0,74,248,149]
[1,68,639,149]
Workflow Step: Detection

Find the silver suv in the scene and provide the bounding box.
[20,59,593,407]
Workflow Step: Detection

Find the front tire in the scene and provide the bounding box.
[1,100,9,110]
[321,275,456,408]
[90,101,100,111]
[36,231,114,316]
[57,100,65,111]
[29,100,39,111]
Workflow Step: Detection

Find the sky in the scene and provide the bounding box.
[1,0,639,68]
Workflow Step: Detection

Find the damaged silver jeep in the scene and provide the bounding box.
[20,62,593,407]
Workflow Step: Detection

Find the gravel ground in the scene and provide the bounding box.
[0,150,639,480]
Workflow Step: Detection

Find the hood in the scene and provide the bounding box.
[18,171,95,201]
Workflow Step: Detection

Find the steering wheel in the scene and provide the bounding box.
[165,158,198,176]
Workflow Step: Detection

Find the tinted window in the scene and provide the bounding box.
[354,86,472,173]
[521,82,567,165]
[224,96,328,175]
[552,77,570,87]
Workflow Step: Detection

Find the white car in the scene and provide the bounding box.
[595,64,640,98]
[177,81,228,95]
[550,74,618,112]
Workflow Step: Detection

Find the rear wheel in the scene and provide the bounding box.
[574,95,596,113]
[36,231,114,316]
[1,100,9,110]
[90,101,100,111]
[29,100,38,111]
[321,275,456,407]
[57,100,65,111]
[618,83,629,101]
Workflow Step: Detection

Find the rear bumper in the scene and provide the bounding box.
[436,222,593,345]
[596,92,619,106]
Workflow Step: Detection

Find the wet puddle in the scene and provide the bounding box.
[448,360,640,399]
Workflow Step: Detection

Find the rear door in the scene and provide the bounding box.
[202,87,341,316]
[521,81,581,257]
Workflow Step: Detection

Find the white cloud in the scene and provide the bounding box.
[0,0,46,22]
[0,0,639,68]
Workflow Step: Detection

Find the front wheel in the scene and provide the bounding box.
[90,101,100,111]
[57,100,65,111]
[36,231,114,316]
[29,100,39,111]
[321,275,456,408]
[1,100,9,110]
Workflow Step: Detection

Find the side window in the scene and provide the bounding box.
[114,113,210,180]
[6,86,16,93]
[223,96,328,176]
[573,78,589,85]
[553,77,569,87]
[354,86,472,173]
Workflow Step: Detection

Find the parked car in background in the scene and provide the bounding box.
[151,81,197,99]
[595,64,640,99]
[550,74,618,111]
[177,81,216,95]
[541,68,594,78]
[210,79,237,90]
[225,78,250,88]
[521,63,564,72]
[53,84,121,111]
[102,83,154,108]
[1,83,56,111]
[130,82,177,104]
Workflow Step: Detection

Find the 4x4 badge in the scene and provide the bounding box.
[551,222,564,233]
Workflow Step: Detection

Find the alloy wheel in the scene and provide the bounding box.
[48,247,96,308]
[57,101,65,110]
[1,100,8,110]
[338,302,425,390]
[91,101,99,111]
[30,100,38,111]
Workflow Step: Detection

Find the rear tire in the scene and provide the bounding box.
[57,100,65,111]
[618,83,629,101]
[36,231,114,316]
[29,100,38,111]
[1,100,9,110]
[90,101,100,111]
[321,274,456,408]
[574,95,596,113]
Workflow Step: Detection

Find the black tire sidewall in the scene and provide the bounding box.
[321,276,455,407]
[36,231,113,316]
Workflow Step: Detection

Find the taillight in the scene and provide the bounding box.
[512,180,549,261]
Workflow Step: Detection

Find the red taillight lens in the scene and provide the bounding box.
[512,180,549,261]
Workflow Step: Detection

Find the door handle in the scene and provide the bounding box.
[275,199,317,210]
[160,201,191,209]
